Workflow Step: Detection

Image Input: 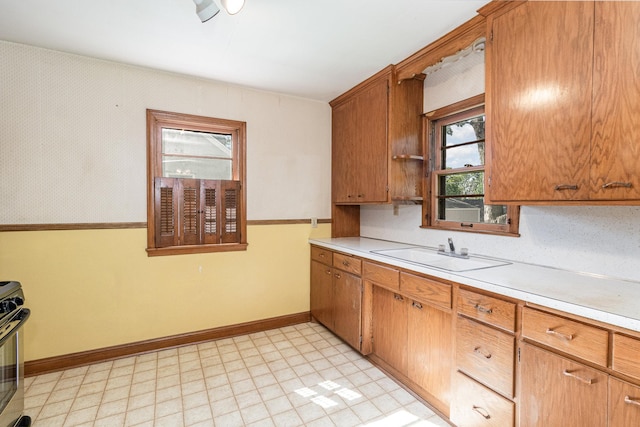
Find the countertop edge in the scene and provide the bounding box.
[309,237,640,334]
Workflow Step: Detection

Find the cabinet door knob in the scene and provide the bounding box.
[325,269,332,275]
[472,405,491,420]
[563,369,593,385]
[394,294,404,301]
[412,301,423,310]
[602,181,632,189]
[546,328,574,341]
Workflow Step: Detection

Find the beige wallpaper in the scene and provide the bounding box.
[0,41,331,224]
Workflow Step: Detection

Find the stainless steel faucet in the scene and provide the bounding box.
[438,237,469,259]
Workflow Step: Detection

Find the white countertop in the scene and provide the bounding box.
[309,237,640,333]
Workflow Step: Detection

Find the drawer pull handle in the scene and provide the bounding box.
[546,328,574,341]
[474,346,492,359]
[563,369,593,385]
[554,184,578,191]
[342,260,349,267]
[472,405,491,419]
[325,269,332,275]
[335,273,341,279]
[319,253,326,257]
[474,304,493,315]
[412,301,423,310]
[602,181,632,189]
[624,396,640,407]
[394,294,404,301]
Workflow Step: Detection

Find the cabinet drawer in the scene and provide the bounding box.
[363,261,399,291]
[333,252,362,276]
[457,289,516,332]
[610,377,640,427]
[451,371,514,427]
[522,307,608,367]
[456,316,515,398]
[400,272,451,310]
[311,246,332,265]
[613,333,640,379]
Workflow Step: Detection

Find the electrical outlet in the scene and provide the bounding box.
[311,217,318,228]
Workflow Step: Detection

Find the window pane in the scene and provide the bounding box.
[162,157,232,180]
[162,128,232,159]
[443,141,485,169]
[443,115,485,147]
[437,197,508,224]
[439,172,484,196]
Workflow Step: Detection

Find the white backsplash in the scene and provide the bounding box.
[360,204,640,282]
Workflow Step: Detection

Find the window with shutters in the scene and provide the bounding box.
[146,110,247,256]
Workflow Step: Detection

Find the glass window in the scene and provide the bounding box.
[146,110,247,256]
[423,97,519,236]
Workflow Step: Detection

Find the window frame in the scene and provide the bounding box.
[146,109,247,256]
[421,95,520,236]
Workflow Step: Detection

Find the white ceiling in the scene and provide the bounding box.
[0,0,487,102]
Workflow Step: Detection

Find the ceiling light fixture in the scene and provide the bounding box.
[193,0,220,23]
[220,0,245,15]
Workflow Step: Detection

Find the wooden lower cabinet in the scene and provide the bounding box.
[519,342,607,427]
[609,377,640,426]
[407,298,452,415]
[451,371,514,427]
[310,260,333,328]
[333,269,362,350]
[372,285,408,375]
[310,246,363,352]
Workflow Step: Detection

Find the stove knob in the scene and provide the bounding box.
[1,301,17,313]
[11,296,24,306]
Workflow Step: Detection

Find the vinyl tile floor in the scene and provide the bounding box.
[24,322,451,427]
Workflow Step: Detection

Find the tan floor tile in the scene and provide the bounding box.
[96,397,127,419]
[155,397,182,418]
[94,412,126,427]
[183,403,212,425]
[102,384,131,403]
[153,412,184,427]
[26,323,449,427]
[38,398,74,419]
[64,405,99,426]
[208,395,237,416]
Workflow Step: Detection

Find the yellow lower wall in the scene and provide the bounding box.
[0,223,331,361]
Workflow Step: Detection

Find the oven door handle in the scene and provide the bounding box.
[0,308,30,347]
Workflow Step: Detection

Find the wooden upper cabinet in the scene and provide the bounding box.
[486,1,640,203]
[332,69,390,204]
[590,1,640,200]
[486,1,593,202]
[331,66,424,205]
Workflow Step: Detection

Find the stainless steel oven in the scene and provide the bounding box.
[0,282,30,427]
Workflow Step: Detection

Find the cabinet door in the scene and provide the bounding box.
[590,1,640,200]
[332,77,389,204]
[407,299,452,414]
[372,286,408,374]
[333,270,362,350]
[609,377,640,427]
[487,1,593,202]
[332,99,358,203]
[310,260,333,329]
[519,343,607,427]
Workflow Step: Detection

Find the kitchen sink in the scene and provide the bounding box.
[371,247,511,272]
